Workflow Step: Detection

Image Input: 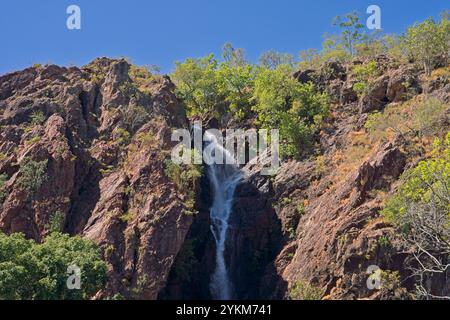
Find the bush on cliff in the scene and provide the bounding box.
[16,158,48,197]
[0,174,7,204]
[381,133,450,299]
[402,14,450,76]
[252,64,329,157]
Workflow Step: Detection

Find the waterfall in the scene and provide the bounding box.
[203,131,242,300]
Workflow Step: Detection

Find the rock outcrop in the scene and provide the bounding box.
[0,58,193,299]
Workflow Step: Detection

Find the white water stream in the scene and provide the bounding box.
[203,131,242,300]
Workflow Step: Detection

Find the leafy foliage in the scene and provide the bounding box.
[402,15,450,75]
[332,11,366,58]
[0,173,7,204]
[222,42,247,68]
[47,211,65,233]
[289,280,323,300]
[119,80,141,100]
[0,232,107,300]
[164,156,202,215]
[128,64,159,94]
[30,112,46,126]
[411,97,449,137]
[381,134,450,299]
[216,63,255,120]
[352,60,380,97]
[252,64,329,157]
[259,50,296,70]
[120,105,149,133]
[171,54,222,116]
[16,158,48,197]
[365,97,449,141]
[381,134,450,227]
[113,127,131,146]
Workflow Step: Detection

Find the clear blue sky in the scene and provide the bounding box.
[0,0,448,75]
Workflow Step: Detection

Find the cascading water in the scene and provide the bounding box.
[203,131,242,300]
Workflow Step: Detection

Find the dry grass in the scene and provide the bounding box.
[430,66,450,79]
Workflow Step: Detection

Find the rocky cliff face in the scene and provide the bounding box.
[247,57,449,299]
[0,57,448,300]
[0,58,193,299]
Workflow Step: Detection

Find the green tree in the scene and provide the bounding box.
[298,48,322,70]
[259,50,296,70]
[352,60,380,97]
[252,64,329,157]
[332,11,366,58]
[321,34,350,62]
[381,133,450,299]
[0,232,107,300]
[216,63,255,120]
[171,54,222,116]
[222,42,247,68]
[402,16,450,75]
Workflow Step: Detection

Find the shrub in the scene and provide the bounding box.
[136,131,156,146]
[120,105,149,133]
[25,136,41,146]
[411,97,449,137]
[379,270,405,298]
[289,280,323,300]
[365,97,449,142]
[119,211,136,223]
[298,48,322,70]
[47,211,65,233]
[30,112,46,126]
[113,127,131,146]
[164,157,202,215]
[164,158,202,192]
[381,133,449,226]
[321,34,350,63]
[296,202,305,216]
[352,61,380,97]
[129,65,157,93]
[0,173,7,204]
[0,232,107,300]
[402,16,450,75]
[119,81,141,100]
[16,158,48,197]
[381,133,450,299]
[252,64,329,158]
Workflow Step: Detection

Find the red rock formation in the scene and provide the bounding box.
[0,58,193,299]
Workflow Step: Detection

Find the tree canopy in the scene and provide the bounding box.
[0,232,107,300]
